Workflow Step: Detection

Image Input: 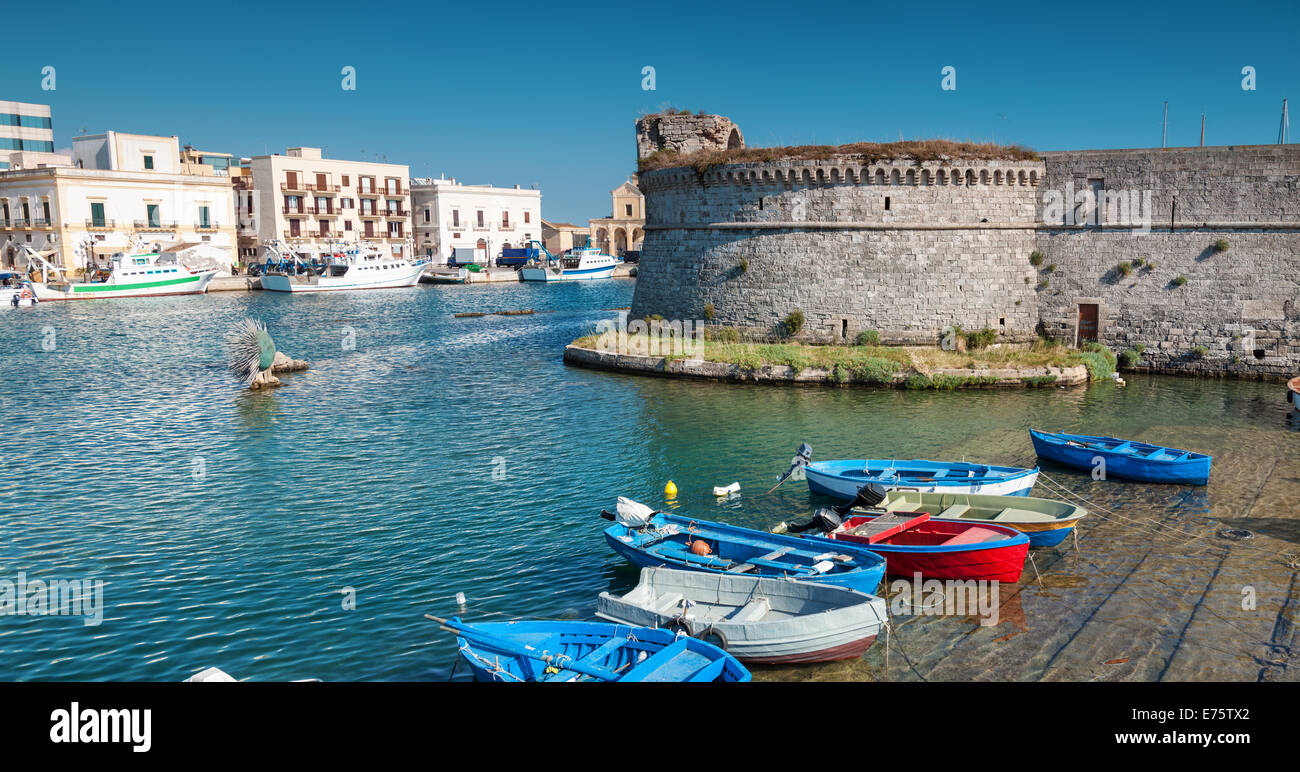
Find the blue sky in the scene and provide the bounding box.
[4,0,1297,224]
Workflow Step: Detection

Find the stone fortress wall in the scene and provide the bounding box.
[629,113,1300,376]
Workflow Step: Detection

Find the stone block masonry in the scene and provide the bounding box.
[632,158,1045,344]
[629,114,1300,377]
[636,113,744,160]
[1035,146,1300,378]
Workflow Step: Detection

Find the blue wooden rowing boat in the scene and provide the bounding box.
[436,616,750,682]
[601,504,887,594]
[1028,429,1211,485]
[805,458,1039,500]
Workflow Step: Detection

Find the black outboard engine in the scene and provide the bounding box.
[779,482,890,535]
[783,507,844,535]
[833,483,889,516]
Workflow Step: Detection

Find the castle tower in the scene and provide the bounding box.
[635,112,744,160]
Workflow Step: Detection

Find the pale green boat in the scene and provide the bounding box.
[858,490,1086,547]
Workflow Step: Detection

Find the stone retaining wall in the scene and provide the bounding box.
[563,345,1089,388]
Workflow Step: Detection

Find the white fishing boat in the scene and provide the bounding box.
[596,566,888,664]
[17,245,217,301]
[3,278,39,307]
[519,241,618,282]
[259,240,427,293]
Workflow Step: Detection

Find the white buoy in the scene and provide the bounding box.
[713,482,741,496]
[455,592,467,607]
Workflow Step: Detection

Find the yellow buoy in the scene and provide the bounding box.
[664,480,678,497]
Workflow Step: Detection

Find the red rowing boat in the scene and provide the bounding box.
[828,511,1030,582]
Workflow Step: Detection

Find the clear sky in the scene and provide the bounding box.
[4,0,1297,224]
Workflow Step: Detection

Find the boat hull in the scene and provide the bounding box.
[1029,429,1211,484]
[603,513,887,594]
[2,287,38,307]
[873,490,1086,547]
[829,516,1029,582]
[596,567,888,664]
[453,619,750,682]
[1288,377,1300,414]
[31,270,216,300]
[519,265,616,282]
[806,459,1038,500]
[260,263,426,292]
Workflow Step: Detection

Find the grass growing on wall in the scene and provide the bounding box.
[570,334,1110,385]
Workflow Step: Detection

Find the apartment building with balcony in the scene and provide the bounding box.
[243,147,411,260]
[410,177,541,263]
[0,131,236,271]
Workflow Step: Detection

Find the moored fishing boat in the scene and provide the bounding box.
[862,489,1086,547]
[3,282,39,307]
[596,567,888,664]
[432,616,750,682]
[600,497,887,594]
[775,489,1028,582]
[519,240,618,282]
[420,267,468,284]
[18,245,217,301]
[259,240,427,293]
[805,457,1039,500]
[1288,376,1300,414]
[1029,429,1211,485]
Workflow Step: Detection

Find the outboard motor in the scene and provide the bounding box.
[782,507,843,535]
[832,483,889,516]
[774,482,889,535]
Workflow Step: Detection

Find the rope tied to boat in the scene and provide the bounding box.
[457,642,526,682]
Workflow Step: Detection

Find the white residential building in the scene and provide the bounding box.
[243,147,411,261]
[0,131,236,271]
[1,100,69,170]
[410,177,541,263]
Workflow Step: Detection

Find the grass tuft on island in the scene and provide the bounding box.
[568,334,1115,388]
[638,139,1039,174]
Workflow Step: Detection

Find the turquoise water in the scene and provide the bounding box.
[1,281,1297,681]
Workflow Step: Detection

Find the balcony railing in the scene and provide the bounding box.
[357,188,382,197]
[306,183,340,194]
[280,181,308,193]
[9,218,30,227]
[33,218,51,228]
[282,206,308,216]
[308,207,338,217]
[283,229,304,239]
[385,209,409,219]
[85,219,116,229]
[358,210,384,219]
[383,187,403,197]
[195,222,219,231]
[134,220,177,231]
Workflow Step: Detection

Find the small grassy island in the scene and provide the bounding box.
[566,331,1115,390]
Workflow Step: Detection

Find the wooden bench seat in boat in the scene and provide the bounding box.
[572,637,629,668]
[988,508,1018,521]
[726,546,793,575]
[937,504,971,518]
[620,638,722,682]
[942,526,1005,546]
[725,598,771,623]
[847,512,930,543]
[654,592,685,613]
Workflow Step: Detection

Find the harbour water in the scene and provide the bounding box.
[1,281,1297,681]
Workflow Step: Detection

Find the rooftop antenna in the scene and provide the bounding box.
[1280,98,1290,144]
[1162,101,1168,148]
[1199,113,1205,146]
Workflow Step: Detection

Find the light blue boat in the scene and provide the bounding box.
[805,458,1039,501]
[1029,429,1211,485]
[601,507,887,594]
[437,617,750,682]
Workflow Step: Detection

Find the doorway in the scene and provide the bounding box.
[1077,303,1099,344]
